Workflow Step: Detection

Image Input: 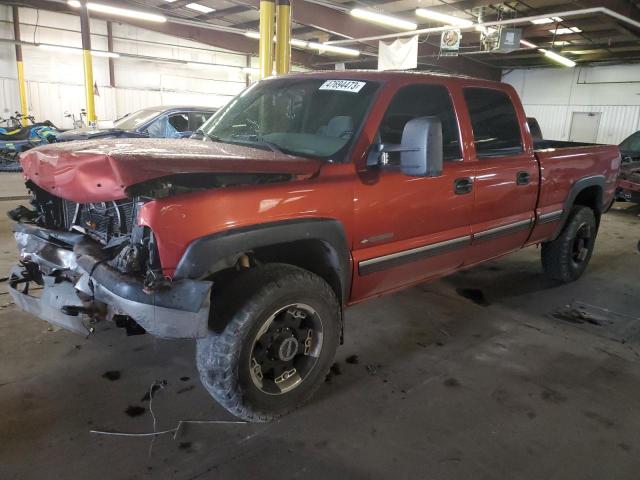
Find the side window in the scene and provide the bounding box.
[379,84,462,162]
[189,112,212,131]
[167,113,189,132]
[463,88,523,158]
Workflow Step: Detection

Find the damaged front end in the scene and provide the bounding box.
[8,182,211,338]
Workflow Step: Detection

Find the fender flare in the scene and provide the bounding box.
[551,175,605,240]
[173,218,351,302]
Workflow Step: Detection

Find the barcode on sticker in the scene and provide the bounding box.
[319,80,366,93]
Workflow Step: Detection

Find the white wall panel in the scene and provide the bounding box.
[0,6,249,125]
[503,65,640,144]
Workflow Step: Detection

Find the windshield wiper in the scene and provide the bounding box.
[256,137,284,155]
[229,133,285,155]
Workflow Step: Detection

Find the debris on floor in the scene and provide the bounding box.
[141,379,168,402]
[325,362,343,382]
[551,301,640,344]
[125,405,146,417]
[345,355,359,364]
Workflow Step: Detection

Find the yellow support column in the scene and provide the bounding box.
[275,0,291,75]
[12,7,28,123]
[79,1,96,124]
[258,0,275,79]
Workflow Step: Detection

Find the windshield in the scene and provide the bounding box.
[197,78,379,160]
[114,109,160,131]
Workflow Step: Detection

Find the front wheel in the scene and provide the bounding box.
[541,206,597,283]
[196,264,340,422]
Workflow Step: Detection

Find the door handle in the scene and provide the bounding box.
[454,177,473,195]
[516,171,531,185]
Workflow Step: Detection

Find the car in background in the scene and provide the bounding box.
[619,130,640,163]
[56,105,217,142]
[617,130,640,204]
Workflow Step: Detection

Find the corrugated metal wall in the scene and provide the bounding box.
[0,6,248,129]
[503,66,640,145]
[523,104,640,144]
[1,76,243,129]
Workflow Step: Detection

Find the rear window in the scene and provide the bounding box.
[464,88,523,158]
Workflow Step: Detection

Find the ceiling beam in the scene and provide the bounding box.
[233,0,499,79]
[16,0,315,65]
[216,5,253,17]
[157,0,194,10]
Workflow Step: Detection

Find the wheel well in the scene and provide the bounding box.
[573,185,601,211]
[573,185,602,225]
[208,239,346,306]
[252,239,345,304]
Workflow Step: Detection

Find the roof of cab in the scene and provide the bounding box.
[143,105,218,112]
[272,69,504,88]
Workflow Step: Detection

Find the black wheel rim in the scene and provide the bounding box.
[571,222,592,265]
[249,303,323,395]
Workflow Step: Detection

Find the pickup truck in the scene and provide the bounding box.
[7,71,620,422]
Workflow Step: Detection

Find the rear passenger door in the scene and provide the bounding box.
[351,82,474,300]
[462,87,539,265]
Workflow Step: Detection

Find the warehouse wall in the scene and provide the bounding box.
[0,6,258,129]
[503,65,640,145]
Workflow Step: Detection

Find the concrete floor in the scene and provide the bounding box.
[1,178,640,479]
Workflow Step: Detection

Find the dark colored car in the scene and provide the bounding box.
[619,130,640,163]
[56,105,216,142]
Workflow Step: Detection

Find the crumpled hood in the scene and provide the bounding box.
[21,138,322,203]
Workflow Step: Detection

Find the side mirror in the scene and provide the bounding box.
[367,116,443,177]
[400,116,443,177]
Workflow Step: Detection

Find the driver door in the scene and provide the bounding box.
[351,82,474,301]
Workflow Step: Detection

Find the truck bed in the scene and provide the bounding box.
[534,139,598,150]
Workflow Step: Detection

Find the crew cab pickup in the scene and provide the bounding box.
[8,71,621,421]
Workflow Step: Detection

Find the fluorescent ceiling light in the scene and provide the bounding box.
[243,32,360,56]
[530,17,563,24]
[553,40,571,46]
[520,39,537,48]
[539,48,576,67]
[350,9,417,30]
[415,8,474,27]
[185,3,215,14]
[67,1,167,22]
[308,41,360,57]
[549,27,581,34]
[565,50,597,55]
[38,43,119,58]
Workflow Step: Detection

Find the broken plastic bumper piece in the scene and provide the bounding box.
[8,223,212,339]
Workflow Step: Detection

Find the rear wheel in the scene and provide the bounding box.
[196,264,340,422]
[541,206,597,283]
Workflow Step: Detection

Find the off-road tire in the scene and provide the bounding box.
[541,206,597,283]
[196,263,340,422]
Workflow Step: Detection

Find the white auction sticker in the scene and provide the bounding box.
[319,80,366,93]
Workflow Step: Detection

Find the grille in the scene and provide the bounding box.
[63,199,136,244]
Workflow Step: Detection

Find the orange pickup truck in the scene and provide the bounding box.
[8,71,620,421]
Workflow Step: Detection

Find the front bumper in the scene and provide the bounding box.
[8,223,212,339]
